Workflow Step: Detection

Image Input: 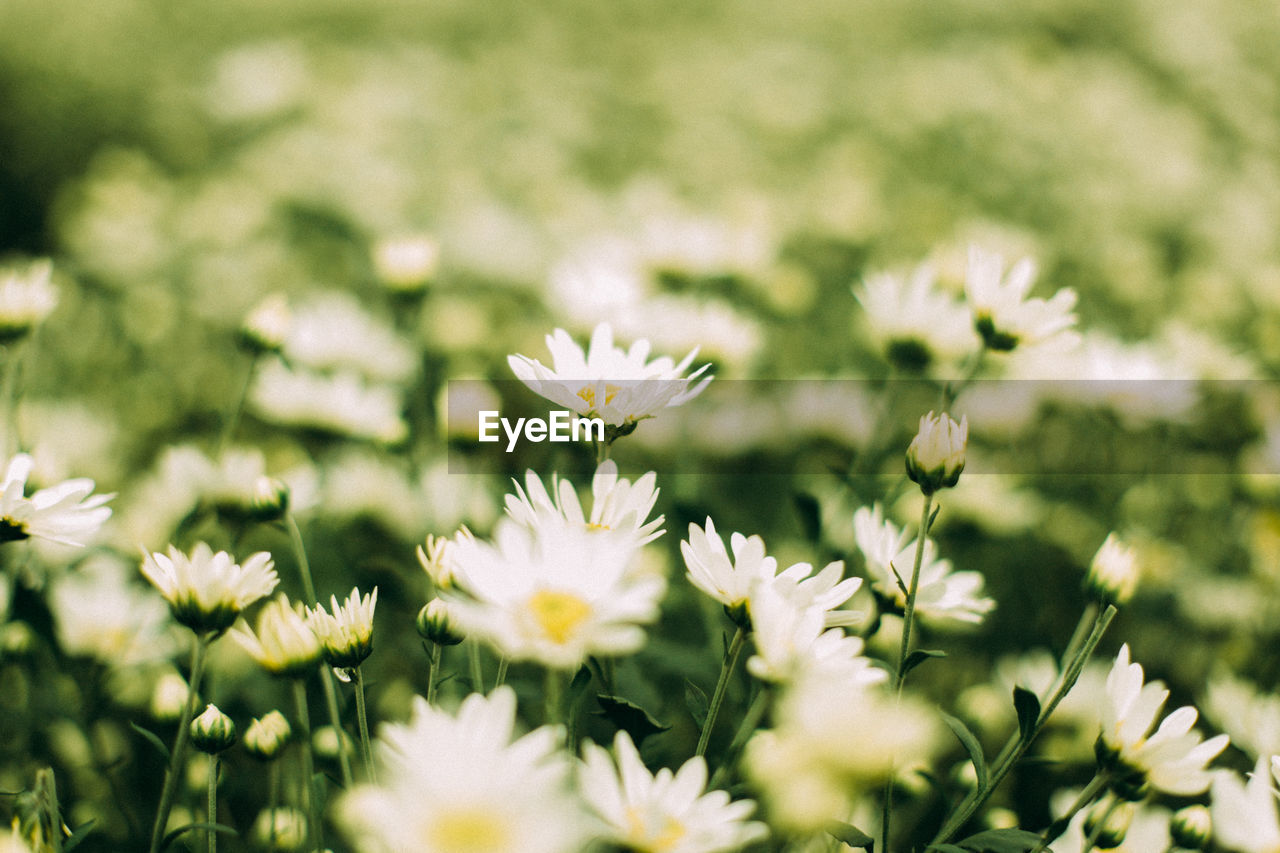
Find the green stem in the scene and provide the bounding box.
[545,666,565,726]
[468,638,484,693]
[148,635,210,853]
[426,642,442,705]
[495,656,509,688]
[696,626,748,757]
[284,513,318,605]
[595,436,610,465]
[267,762,280,849]
[217,357,256,455]
[709,687,770,789]
[893,492,935,692]
[292,679,320,851]
[354,666,376,782]
[206,755,218,853]
[1029,774,1108,853]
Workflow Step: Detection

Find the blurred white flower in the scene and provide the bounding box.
[1205,672,1280,760]
[372,233,439,292]
[240,292,291,353]
[140,542,278,635]
[855,264,976,370]
[745,580,882,685]
[1086,533,1140,605]
[50,555,177,667]
[282,291,417,384]
[0,258,58,342]
[578,730,767,853]
[1098,644,1228,795]
[508,323,711,428]
[504,461,663,547]
[336,687,588,853]
[250,361,408,444]
[965,246,1078,351]
[0,453,113,547]
[853,504,994,626]
[232,592,323,677]
[1210,756,1280,853]
[446,519,664,669]
[308,586,377,670]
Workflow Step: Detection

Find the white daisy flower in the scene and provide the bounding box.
[1210,756,1280,853]
[854,264,976,371]
[250,361,408,444]
[282,291,418,384]
[508,323,711,428]
[50,555,177,667]
[745,580,884,686]
[372,233,439,292]
[579,730,767,853]
[964,245,1078,351]
[504,460,664,547]
[140,542,278,635]
[307,586,377,670]
[0,453,112,547]
[1205,672,1280,760]
[232,592,322,677]
[1097,644,1228,796]
[0,258,58,342]
[336,687,588,853]
[852,505,994,626]
[446,519,665,669]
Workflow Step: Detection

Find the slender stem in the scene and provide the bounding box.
[217,357,256,455]
[149,635,210,853]
[595,436,610,465]
[545,666,565,725]
[1080,796,1118,853]
[354,666,376,782]
[893,492,936,692]
[696,626,748,757]
[0,344,24,458]
[292,679,320,851]
[709,687,770,789]
[206,755,218,853]
[284,513,318,605]
[468,638,484,694]
[267,762,280,849]
[932,605,1118,845]
[1029,774,1108,853]
[495,656,509,688]
[426,642,442,705]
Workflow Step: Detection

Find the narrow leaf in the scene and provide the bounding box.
[62,819,96,852]
[685,679,709,730]
[594,694,671,746]
[824,821,875,848]
[160,823,238,851]
[903,648,947,675]
[128,721,170,763]
[928,503,942,531]
[955,827,1044,852]
[927,845,970,853]
[1013,686,1041,742]
[941,713,988,791]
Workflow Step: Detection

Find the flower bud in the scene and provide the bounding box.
[0,258,57,344]
[372,234,439,293]
[417,535,456,590]
[252,807,308,851]
[249,476,290,522]
[190,704,237,754]
[1169,804,1211,850]
[416,599,464,646]
[906,411,967,494]
[239,293,291,354]
[311,725,354,761]
[151,671,192,722]
[0,622,35,657]
[243,711,292,760]
[1085,533,1139,606]
[1083,799,1133,849]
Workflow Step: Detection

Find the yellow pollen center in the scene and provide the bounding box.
[528,590,592,645]
[586,522,612,531]
[625,808,686,852]
[428,810,509,853]
[576,384,620,409]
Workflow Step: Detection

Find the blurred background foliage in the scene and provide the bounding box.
[3,0,1280,848]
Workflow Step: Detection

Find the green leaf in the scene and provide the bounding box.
[129,721,170,763]
[569,665,593,701]
[62,819,97,852]
[824,821,875,848]
[594,694,671,746]
[928,503,942,531]
[941,713,988,791]
[793,492,822,543]
[927,845,970,853]
[903,648,947,675]
[684,679,709,730]
[954,827,1044,852]
[1013,686,1041,742]
[159,822,238,851]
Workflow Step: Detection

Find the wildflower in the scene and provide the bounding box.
[1082,797,1134,848]
[854,264,976,371]
[508,322,711,428]
[308,587,377,670]
[151,671,192,722]
[336,687,588,853]
[504,461,664,547]
[1086,533,1140,605]
[853,505,994,625]
[251,807,308,851]
[579,731,768,853]
[372,234,439,292]
[250,361,408,444]
[243,711,292,760]
[1097,644,1228,796]
[417,534,458,590]
[445,520,664,669]
[140,543,278,635]
[680,518,777,626]
[0,453,112,546]
[190,704,237,754]
[964,245,1078,351]
[1169,804,1211,850]
[281,291,417,384]
[1210,756,1280,853]
[232,593,323,677]
[240,293,291,354]
[745,581,883,686]
[416,599,463,646]
[905,411,967,494]
[0,258,57,343]
[50,556,176,667]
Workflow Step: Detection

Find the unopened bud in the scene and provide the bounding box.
[372,234,439,293]
[251,807,308,850]
[1083,799,1133,850]
[190,704,237,754]
[1169,804,1211,850]
[151,672,191,723]
[1085,533,1139,605]
[240,293,291,354]
[416,599,463,646]
[243,711,291,760]
[249,476,290,522]
[906,411,967,495]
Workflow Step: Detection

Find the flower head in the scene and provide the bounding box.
[372,233,439,292]
[232,593,323,677]
[0,258,57,343]
[508,323,712,428]
[854,264,976,371]
[579,731,767,853]
[140,542,278,635]
[745,580,882,686]
[417,598,464,646]
[244,710,292,760]
[1086,533,1140,605]
[240,292,291,354]
[1210,756,1280,853]
[191,703,237,754]
[0,453,112,547]
[906,411,968,494]
[1097,644,1228,796]
[505,460,664,548]
[308,587,377,670]
[965,245,1078,351]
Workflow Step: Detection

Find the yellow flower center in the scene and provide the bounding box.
[576,384,620,409]
[625,808,686,853]
[528,590,593,645]
[428,810,510,853]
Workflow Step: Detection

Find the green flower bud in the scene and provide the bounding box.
[1169,804,1211,850]
[243,711,292,761]
[1083,799,1133,850]
[416,599,464,646]
[190,704,237,754]
[906,411,967,495]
